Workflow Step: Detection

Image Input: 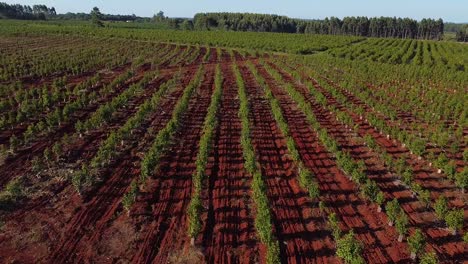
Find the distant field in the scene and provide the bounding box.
[0,20,466,264]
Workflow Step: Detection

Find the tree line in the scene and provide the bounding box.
[0,2,142,22]
[456,25,468,42]
[0,2,56,20]
[194,13,445,40]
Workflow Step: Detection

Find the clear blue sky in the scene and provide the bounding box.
[4,0,467,22]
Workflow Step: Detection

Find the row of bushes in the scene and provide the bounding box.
[187,64,222,241]
[233,63,280,264]
[248,61,320,202]
[140,65,204,181]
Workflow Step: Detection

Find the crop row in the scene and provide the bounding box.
[233,63,280,264]
[328,38,467,71]
[140,65,204,181]
[187,64,222,242]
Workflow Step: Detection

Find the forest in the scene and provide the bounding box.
[0,2,55,20]
[194,13,446,40]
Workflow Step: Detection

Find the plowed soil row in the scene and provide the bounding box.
[264,61,466,262]
[129,64,216,263]
[199,62,260,264]
[253,61,411,263]
[239,62,339,264]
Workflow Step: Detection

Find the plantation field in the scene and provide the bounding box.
[0,25,466,264]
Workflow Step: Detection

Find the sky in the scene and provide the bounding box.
[3,0,468,23]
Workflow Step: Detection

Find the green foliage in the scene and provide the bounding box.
[385,198,401,225]
[336,230,365,264]
[31,156,44,173]
[444,209,463,234]
[433,195,448,221]
[419,251,438,264]
[72,164,89,195]
[141,66,203,181]
[0,178,23,208]
[52,142,62,162]
[234,63,279,263]
[444,161,456,181]
[395,212,409,238]
[402,168,413,186]
[328,212,342,240]
[9,135,19,153]
[376,191,385,207]
[121,180,138,213]
[188,65,222,239]
[418,189,431,208]
[455,168,467,192]
[91,7,104,27]
[407,229,426,256]
[361,179,379,202]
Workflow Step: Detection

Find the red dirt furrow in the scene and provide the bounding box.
[266,62,466,263]
[188,46,207,66]
[130,64,215,264]
[199,62,260,264]
[220,49,233,64]
[45,66,200,263]
[238,62,337,264]
[253,62,409,263]
[232,50,245,62]
[208,48,218,64]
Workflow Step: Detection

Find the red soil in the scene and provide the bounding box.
[239,62,340,264]
[130,64,216,263]
[208,48,219,64]
[199,62,260,263]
